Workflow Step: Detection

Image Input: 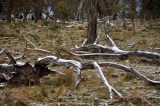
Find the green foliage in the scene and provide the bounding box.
[55,0,70,20]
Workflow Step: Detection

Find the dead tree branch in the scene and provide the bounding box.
[72,34,160,61]
[36,56,82,89]
[93,62,122,99]
[24,37,55,55]
[0,51,160,99]
[82,62,160,85]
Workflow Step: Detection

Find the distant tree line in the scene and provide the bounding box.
[0,0,159,22]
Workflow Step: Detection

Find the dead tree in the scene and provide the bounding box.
[71,0,160,62]
[0,44,160,99]
[0,0,160,100]
[0,49,64,85]
[64,0,160,99]
[83,0,98,45]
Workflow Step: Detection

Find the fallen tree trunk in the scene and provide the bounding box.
[71,34,160,62]
[0,51,64,85]
[0,47,160,99]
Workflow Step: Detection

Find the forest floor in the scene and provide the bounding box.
[0,20,160,106]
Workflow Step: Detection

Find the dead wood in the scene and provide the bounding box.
[36,56,82,89]
[81,62,160,85]
[93,62,122,99]
[0,51,64,86]
[71,34,160,61]
[0,49,160,99]
[0,33,160,100]
[24,37,55,55]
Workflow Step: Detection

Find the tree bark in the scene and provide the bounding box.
[34,5,41,22]
[84,0,98,45]
[7,0,12,23]
[75,0,84,21]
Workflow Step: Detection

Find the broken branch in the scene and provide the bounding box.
[93,62,122,99]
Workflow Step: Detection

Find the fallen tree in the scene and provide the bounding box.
[0,45,160,99]
[71,33,160,62]
[0,0,159,100]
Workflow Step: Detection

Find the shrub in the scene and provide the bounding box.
[55,0,70,20]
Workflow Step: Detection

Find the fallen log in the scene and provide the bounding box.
[0,48,160,99]
[71,34,160,61]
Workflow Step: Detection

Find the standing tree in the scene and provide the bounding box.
[130,0,136,34]
[70,0,160,98]
[75,0,84,21]
[140,0,153,20]
[0,0,160,102]
[7,0,12,22]
[84,0,98,45]
[83,0,119,45]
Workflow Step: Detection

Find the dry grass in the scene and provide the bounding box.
[0,20,160,105]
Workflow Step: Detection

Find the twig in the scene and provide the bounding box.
[24,37,55,55]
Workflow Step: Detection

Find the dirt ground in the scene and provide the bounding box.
[0,20,160,106]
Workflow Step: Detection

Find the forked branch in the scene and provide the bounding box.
[93,62,122,99]
[72,34,160,61]
[24,37,55,55]
[82,62,160,85]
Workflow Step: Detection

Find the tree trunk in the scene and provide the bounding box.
[75,0,84,21]
[34,5,41,22]
[23,10,28,21]
[84,0,98,45]
[131,0,136,34]
[7,0,12,23]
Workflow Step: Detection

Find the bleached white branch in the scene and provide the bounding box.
[93,62,122,99]
[25,37,36,48]
[24,37,55,55]
[105,34,117,48]
[37,56,82,89]
[82,62,160,85]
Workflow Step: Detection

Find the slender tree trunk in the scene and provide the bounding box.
[75,0,84,21]
[84,0,98,45]
[23,10,28,21]
[34,5,41,22]
[7,0,12,23]
[131,0,136,34]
